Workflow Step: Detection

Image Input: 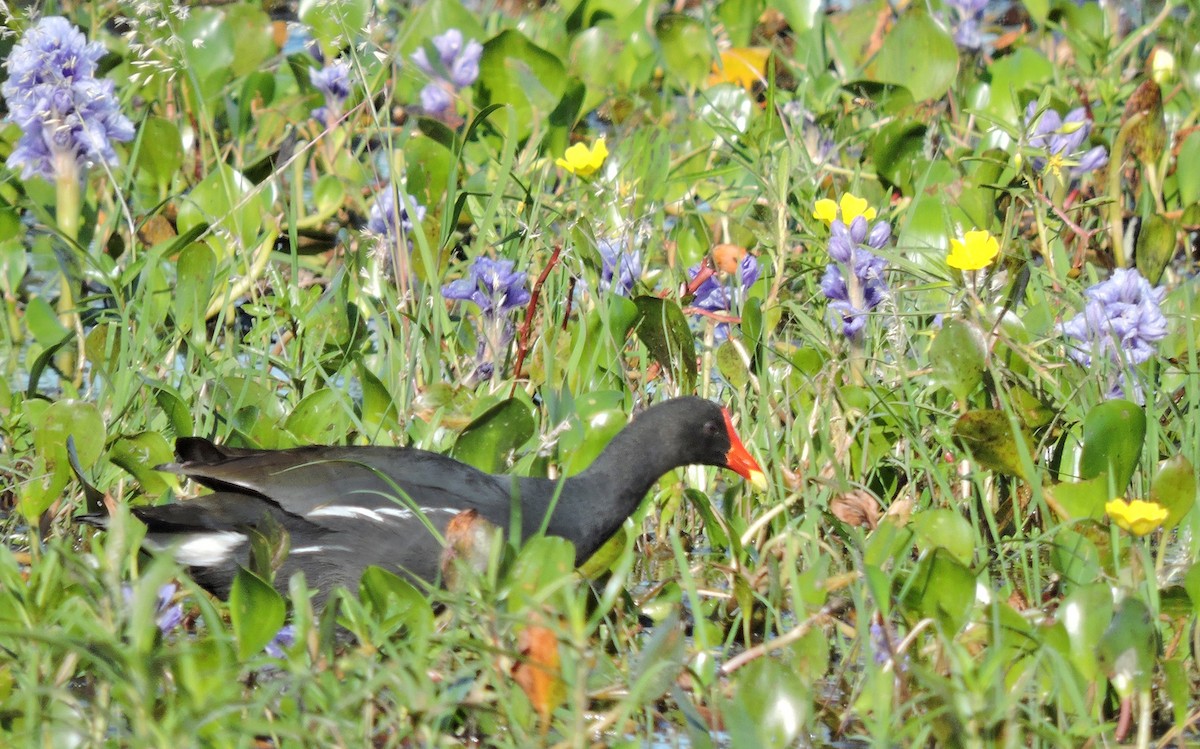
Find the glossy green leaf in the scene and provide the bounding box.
[655,14,712,89]
[723,659,810,747]
[178,10,236,99]
[633,296,697,392]
[33,399,105,469]
[176,164,273,255]
[911,508,975,566]
[981,48,1053,125]
[1178,131,1200,207]
[867,10,958,101]
[902,549,976,634]
[1134,213,1176,286]
[136,117,184,190]
[25,295,70,349]
[108,432,176,495]
[1059,582,1113,680]
[226,4,276,77]
[1048,475,1110,520]
[451,398,535,474]
[928,319,986,403]
[506,536,576,613]
[299,0,370,56]
[173,243,216,340]
[477,30,567,142]
[1097,597,1155,698]
[356,361,399,434]
[1049,526,1102,587]
[358,566,434,640]
[1078,399,1145,492]
[871,118,927,193]
[229,567,286,660]
[951,409,1032,479]
[560,404,627,477]
[285,389,352,445]
[1149,455,1196,530]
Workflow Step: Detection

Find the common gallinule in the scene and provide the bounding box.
[83,397,766,598]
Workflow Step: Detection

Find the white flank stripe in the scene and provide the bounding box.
[291,545,352,554]
[306,505,386,523]
[376,507,414,521]
[421,507,462,515]
[144,531,246,568]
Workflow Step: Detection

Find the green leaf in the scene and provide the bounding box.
[867,10,958,101]
[358,566,434,640]
[173,243,216,340]
[33,400,105,469]
[178,9,236,99]
[1058,582,1113,680]
[951,409,1032,479]
[1134,213,1176,286]
[24,295,70,349]
[927,319,986,403]
[715,340,750,389]
[226,4,276,77]
[477,30,567,142]
[981,47,1053,125]
[229,567,286,660]
[1149,455,1196,530]
[871,118,927,193]
[1097,597,1155,698]
[285,389,352,445]
[136,117,184,190]
[1048,475,1110,520]
[655,14,712,89]
[723,659,810,747]
[356,361,399,434]
[176,164,274,256]
[632,296,697,392]
[1078,399,1145,492]
[902,549,976,634]
[451,398,535,474]
[506,536,576,612]
[1050,526,1102,588]
[910,508,975,566]
[299,0,370,56]
[1178,130,1200,207]
[108,432,176,495]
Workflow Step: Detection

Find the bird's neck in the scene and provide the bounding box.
[516,422,678,563]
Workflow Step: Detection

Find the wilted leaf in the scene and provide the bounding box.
[512,616,565,733]
[1122,79,1166,167]
[952,409,1032,479]
[829,489,882,529]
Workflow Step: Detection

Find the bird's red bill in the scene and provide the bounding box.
[722,408,767,490]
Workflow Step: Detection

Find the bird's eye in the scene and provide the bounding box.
[703,420,721,437]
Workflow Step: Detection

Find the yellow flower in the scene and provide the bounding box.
[707,47,770,91]
[1105,498,1168,536]
[813,193,877,226]
[947,229,1000,271]
[556,138,608,177]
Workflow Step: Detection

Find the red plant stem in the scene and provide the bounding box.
[511,243,563,390]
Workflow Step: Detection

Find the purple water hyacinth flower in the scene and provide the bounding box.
[1060,269,1166,402]
[442,257,530,319]
[597,238,642,297]
[821,217,890,339]
[366,188,426,241]
[687,254,759,341]
[412,30,483,88]
[412,29,482,118]
[1024,102,1109,178]
[310,59,351,124]
[264,624,295,658]
[947,0,988,50]
[123,582,185,635]
[1,17,135,182]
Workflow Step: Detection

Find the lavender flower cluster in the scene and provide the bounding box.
[688,254,759,342]
[442,257,530,319]
[1024,102,1109,179]
[1060,268,1167,400]
[310,60,351,125]
[1,17,134,182]
[820,217,891,339]
[411,30,482,120]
